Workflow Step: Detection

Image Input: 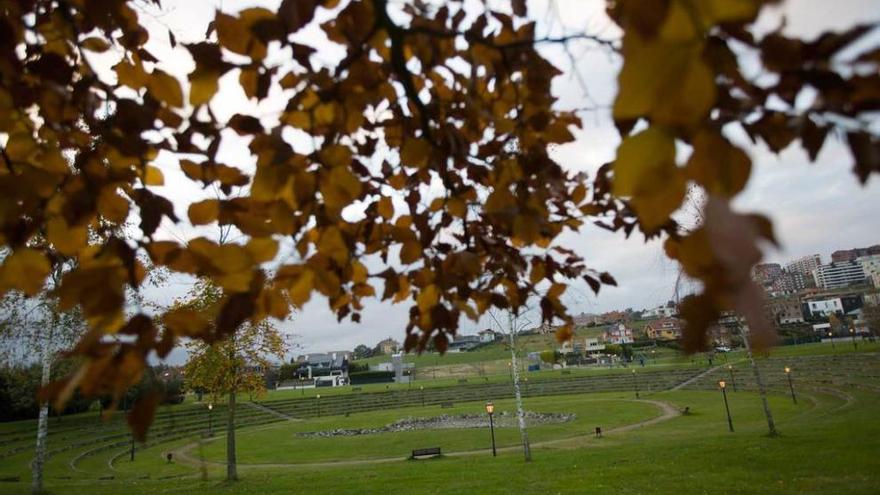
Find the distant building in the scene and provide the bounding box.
[785,254,822,277]
[802,294,863,319]
[753,263,783,285]
[831,245,880,263]
[766,296,805,325]
[858,255,880,287]
[602,323,634,344]
[448,334,480,352]
[600,311,629,325]
[645,318,683,341]
[376,337,400,355]
[585,337,605,354]
[294,351,351,380]
[477,329,500,343]
[642,301,677,319]
[813,261,867,289]
[572,312,599,327]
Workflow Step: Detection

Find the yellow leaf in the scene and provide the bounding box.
[190,71,219,106]
[613,127,675,197]
[685,130,752,197]
[613,127,686,231]
[614,32,715,127]
[351,261,368,284]
[321,165,362,210]
[0,248,50,296]
[81,37,110,52]
[47,217,89,257]
[377,196,394,220]
[114,60,148,89]
[163,308,209,337]
[319,144,352,168]
[187,199,220,225]
[447,197,467,218]
[246,238,278,263]
[145,165,164,186]
[399,241,422,264]
[289,269,314,307]
[400,138,431,168]
[318,227,348,265]
[314,102,336,126]
[148,69,184,108]
[417,284,439,313]
[283,110,311,130]
[97,188,130,223]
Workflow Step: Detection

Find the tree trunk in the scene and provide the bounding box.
[32,320,54,495]
[742,324,778,436]
[226,389,237,481]
[508,312,532,462]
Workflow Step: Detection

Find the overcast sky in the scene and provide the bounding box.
[116,0,880,361]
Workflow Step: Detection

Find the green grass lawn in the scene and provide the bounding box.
[199,394,658,464]
[2,346,878,494]
[8,382,877,494]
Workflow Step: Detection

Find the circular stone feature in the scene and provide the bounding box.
[296,411,576,438]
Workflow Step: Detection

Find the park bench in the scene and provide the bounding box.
[411,447,441,459]
[440,402,454,408]
[458,379,468,384]
[561,370,571,375]
[0,476,21,482]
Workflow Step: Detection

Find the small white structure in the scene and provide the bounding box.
[585,338,605,354]
[812,322,832,334]
[805,298,844,318]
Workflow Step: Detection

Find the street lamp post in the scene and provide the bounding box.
[207,403,213,437]
[828,331,835,350]
[632,369,639,399]
[850,327,857,350]
[420,386,425,407]
[508,361,512,379]
[719,380,734,432]
[727,365,737,392]
[784,367,797,404]
[485,402,497,457]
[316,394,321,417]
[651,350,656,365]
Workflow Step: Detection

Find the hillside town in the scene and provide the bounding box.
[271,244,880,390]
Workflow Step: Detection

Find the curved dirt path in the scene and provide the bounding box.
[168,398,680,470]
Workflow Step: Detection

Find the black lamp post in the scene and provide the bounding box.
[719,380,734,432]
[485,402,497,457]
[420,386,425,407]
[632,369,639,399]
[727,365,737,392]
[828,331,835,350]
[784,367,797,404]
[651,349,656,365]
[850,327,857,350]
[207,403,213,437]
[130,430,135,461]
[316,394,321,417]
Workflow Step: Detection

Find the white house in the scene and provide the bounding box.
[805,298,844,318]
[478,329,499,343]
[585,338,605,354]
[602,323,634,345]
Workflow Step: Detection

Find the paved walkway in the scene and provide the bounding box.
[245,401,300,422]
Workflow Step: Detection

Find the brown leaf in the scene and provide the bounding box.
[127,391,161,443]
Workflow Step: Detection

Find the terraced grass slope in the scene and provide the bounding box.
[0,349,876,494]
